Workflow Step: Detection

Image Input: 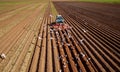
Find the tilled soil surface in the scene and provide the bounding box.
[0,1,120,72]
[53,1,120,72]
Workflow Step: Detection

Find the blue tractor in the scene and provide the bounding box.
[51,15,70,30]
[56,15,64,23]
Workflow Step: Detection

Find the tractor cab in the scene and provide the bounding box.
[56,15,64,23]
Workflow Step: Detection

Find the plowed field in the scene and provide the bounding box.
[0,1,120,72]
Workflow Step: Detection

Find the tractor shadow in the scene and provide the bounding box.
[49,22,56,26]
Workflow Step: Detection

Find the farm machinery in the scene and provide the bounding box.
[50,15,71,30]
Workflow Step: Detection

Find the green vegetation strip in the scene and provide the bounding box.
[0,0,49,5]
[78,0,120,4]
[51,2,58,16]
[0,1,34,5]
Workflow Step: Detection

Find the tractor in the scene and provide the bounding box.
[50,15,71,30]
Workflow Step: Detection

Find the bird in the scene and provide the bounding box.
[80,39,84,44]
[49,14,53,17]
[59,69,62,72]
[86,58,91,62]
[63,65,66,68]
[66,43,71,46]
[82,29,87,33]
[80,52,85,57]
[50,29,53,32]
[40,17,42,20]
[50,37,54,40]
[63,55,67,58]
[0,53,6,59]
[38,37,42,40]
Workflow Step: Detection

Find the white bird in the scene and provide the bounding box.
[82,29,87,33]
[68,35,72,38]
[80,52,85,57]
[68,33,71,37]
[50,37,54,40]
[49,14,53,17]
[0,53,6,59]
[58,27,62,30]
[66,43,71,46]
[50,29,53,32]
[65,55,67,57]
[40,17,42,20]
[63,65,66,68]
[62,59,65,61]
[38,37,42,40]
[59,69,62,72]
[80,39,84,44]
[86,58,91,62]
[56,32,59,34]
[88,58,91,60]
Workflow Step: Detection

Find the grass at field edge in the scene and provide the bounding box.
[77,0,120,4]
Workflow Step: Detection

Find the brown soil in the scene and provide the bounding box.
[0,1,120,72]
[53,1,120,71]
